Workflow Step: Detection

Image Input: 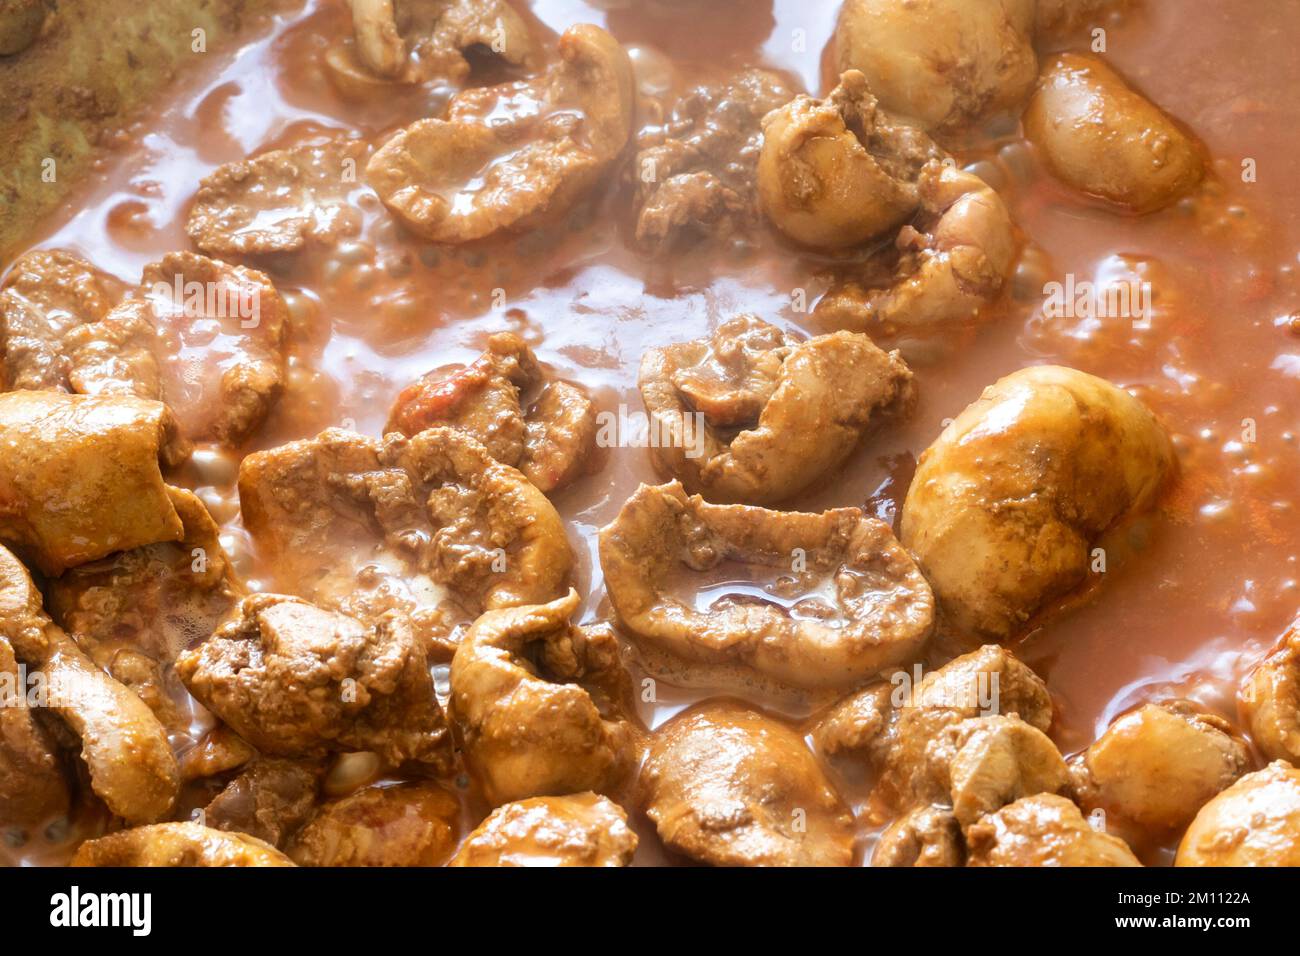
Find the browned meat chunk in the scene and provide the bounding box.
[0,249,118,391]
[178,725,256,782]
[758,71,941,250]
[836,0,1037,133]
[1071,701,1249,832]
[0,545,179,824]
[1242,620,1300,766]
[639,315,914,504]
[599,481,934,690]
[287,781,460,866]
[71,822,294,867]
[202,759,323,848]
[873,805,964,867]
[634,68,792,254]
[1176,762,1300,867]
[869,646,1060,815]
[901,366,1175,643]
[1024,54,1204,214]
[450,590,634,806]
[814,162,1016,350]
[0,632,70,832]
[176,593,452,771]
[365,25,633,242]
[46,487,244,733]
[238,426,571,657]
[641,703,856,866]
[450,792,637,867]
[386,331,595,493]
[0,390,186,575]
[966,793,1142,866]
[343,0,538,84]
[186,140,369,257]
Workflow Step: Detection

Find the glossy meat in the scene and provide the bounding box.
[815,162,1016,350]
[641,703,855,866]
[1176,762,1300,867]
[203,758,322,848]
[238,425,571,656]
[71,821,294,867]
[0,545,179,824]
[450,792,637,867]
[1071,701,1249,831]
[0,249,117,391]
[0,633,69,831]
[344,0,538,83]
[46,486,244,733]
[176,593,452,770]
[386,331,596,493]
[450,590,633,806]
[187,139,369,256]
[835,0,1037,132]
[901,365,1175,642]
[600,481,934,690]
[758,71,941,249]
[1025,54,1203,214]
[287,782,460,866]
[634,68,793,254]
[638,315,915,504]
[0,390,185,575]
[1240,620,1300,766]
[966,793,1142,866]
[873,805,963,867]
[365,25,633,242]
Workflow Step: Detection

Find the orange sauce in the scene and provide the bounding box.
[5,0,1298,866]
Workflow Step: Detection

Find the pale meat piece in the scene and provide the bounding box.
[176,593,452,772]
[0,545,179,824]
[1071,701,1250,832]
[865,646,1065,820]
[1024,54,1204,214]
[0,633,71,831]
[758,71,942,250]
[386,331,596,493]
[835,0,1037,133]
[634,68,793,254]
[1176,762,1300,867]
[46,487,245,733]
[365,25,634,242]
[202,759,323,849]
[287,781,460,866]
[186,139,369,257]
[71,821,294,867]
[343,0,538,84]
[238,426,572,657]
[965,793,1142,866]
[638,315,914,504]
[815,162,1016,348]
[901,366,1176,643]
[641,703,856,866]
[0,391,185,575]
[599,481,934,690]
[62,310,162,400]
[1241,620,1300,766]
[450,590,634,806]
[0,249,117,391]
[450,792,637,867]
[873,805,964,867]
[114,252,288,446]
[178,725,256,783]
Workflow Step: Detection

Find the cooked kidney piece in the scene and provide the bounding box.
[451,792,637,867]
[1176,762,1300,867]
[71,821,294,867]
[965,793,1142,866]
[1241,620,1300,766]
[638,315,914,505]
[288,781,461,866]
[641,702,855,866]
